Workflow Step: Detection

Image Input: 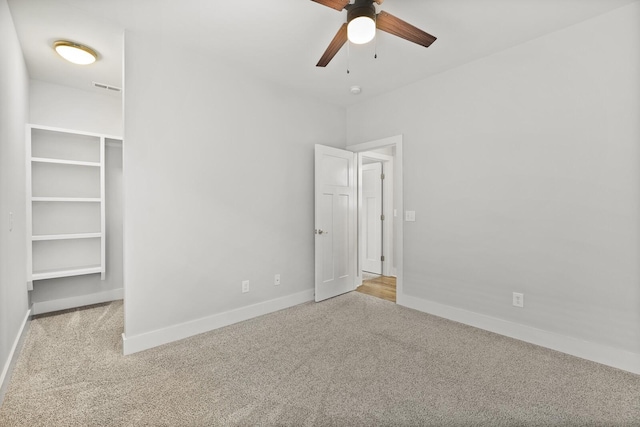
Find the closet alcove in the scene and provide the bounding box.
[26,124,123,314]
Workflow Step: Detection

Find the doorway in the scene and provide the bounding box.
[357,149,396,302]
[350,135,403,304]
[313,135,403,304]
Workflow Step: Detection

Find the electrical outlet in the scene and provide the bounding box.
[274,274,281,286]
[513,292,524,308]
[242,280,250,293]
[405,210,416,222]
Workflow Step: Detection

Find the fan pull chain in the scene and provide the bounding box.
[374,14,378,59]
[347,41,350,74]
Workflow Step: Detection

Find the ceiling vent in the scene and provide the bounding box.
[92,81,122,93]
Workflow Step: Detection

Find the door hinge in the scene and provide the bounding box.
[381,255,385,262]
[381,173,385,180]
[380,214,385,221]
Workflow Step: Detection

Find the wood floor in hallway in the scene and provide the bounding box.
[356,274,396,302]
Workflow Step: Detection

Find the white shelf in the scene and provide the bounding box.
[32,197,101,203]
[32,232,102,241]
[32,265,103,281]
[29,123,121,141]
[32,157,101,167]
[26,124,116,284]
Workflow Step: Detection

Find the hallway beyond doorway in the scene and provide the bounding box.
[356,273,396,302]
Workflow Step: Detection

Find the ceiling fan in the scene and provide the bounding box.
[312,0,437,67]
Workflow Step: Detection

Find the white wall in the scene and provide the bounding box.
[28,81,124,313]
[123,32,346,352]
[30,79,122,136]
[347,3,640,368]
[0,0,29,393]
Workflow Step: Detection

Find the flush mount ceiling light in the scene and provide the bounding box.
[347,3,376,45]
[53,40,98,65]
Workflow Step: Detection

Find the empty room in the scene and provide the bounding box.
[1,0,639,425]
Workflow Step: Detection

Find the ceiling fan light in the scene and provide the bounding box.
[347,4,376,45]
[54,40,98,65]
[348,16,376,44]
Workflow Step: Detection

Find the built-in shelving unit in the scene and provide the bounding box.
[26,124,121,285]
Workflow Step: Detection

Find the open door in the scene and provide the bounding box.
[361,162,383,274]
[314,145,356,302]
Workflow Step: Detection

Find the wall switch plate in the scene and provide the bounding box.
[405,210,416,222]
[274,274,281,286]
[513,292,524,308]
[242,280,250,293]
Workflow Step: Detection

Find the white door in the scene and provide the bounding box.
[362,162,383,274]
[314,145,356,302]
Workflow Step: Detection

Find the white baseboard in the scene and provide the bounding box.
[32,288,124,315]
[122,289,314,355]
[0,309,31,402]
[400,294,640,375]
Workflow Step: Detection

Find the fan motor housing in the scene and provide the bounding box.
[347,1,376,24]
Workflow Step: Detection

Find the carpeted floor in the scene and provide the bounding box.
[1,292,639,426]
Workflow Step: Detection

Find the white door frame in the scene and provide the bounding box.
[348,135,404,304]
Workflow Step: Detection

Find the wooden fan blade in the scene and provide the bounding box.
[311,0,349,12]
[316,23,348,67]
[376,11,437,48]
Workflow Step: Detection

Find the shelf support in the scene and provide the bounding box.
[100,136,106,280]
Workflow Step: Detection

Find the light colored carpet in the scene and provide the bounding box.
[1,292,639,426]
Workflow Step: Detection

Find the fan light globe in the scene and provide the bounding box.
[54,41,97,65]
[347,16,376,44]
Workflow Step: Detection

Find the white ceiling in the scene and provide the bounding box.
[8,0,638,107]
